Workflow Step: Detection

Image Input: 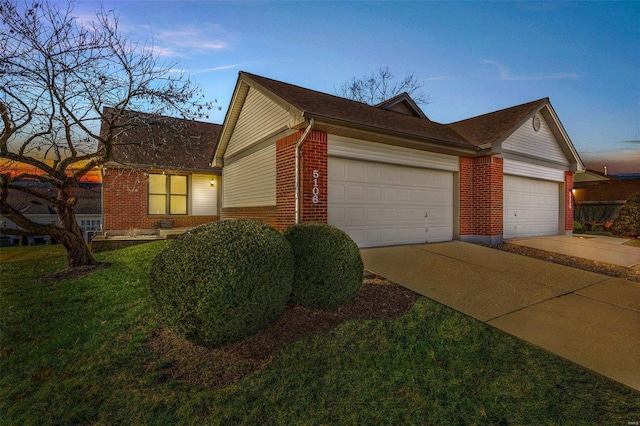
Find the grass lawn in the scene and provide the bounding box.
[1,243,639,424]
[624,238,640,248]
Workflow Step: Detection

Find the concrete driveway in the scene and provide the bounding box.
[361,241,640,392]
[505,234,640,269]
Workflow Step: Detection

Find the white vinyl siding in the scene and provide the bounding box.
[191,174,218,216]
[328,157,453,247]
[504,175,560,239]
[503,159,565,182]
[225,88,289,157]
[502,114,570,166]
[328,135,459,172]
[223,144,276,207]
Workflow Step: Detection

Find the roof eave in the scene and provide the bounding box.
[303,112,479,156]
[539,103,585,172]
[103,161,221,174]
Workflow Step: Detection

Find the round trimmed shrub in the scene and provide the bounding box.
[573,221,586,234]
[149,220,293,347]
[284,223,363,310]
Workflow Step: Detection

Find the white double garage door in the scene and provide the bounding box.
[327,137,456,248]
[327,137,564,247]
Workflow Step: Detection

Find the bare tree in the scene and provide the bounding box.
[0,0,213,268]
[336,66,430,106]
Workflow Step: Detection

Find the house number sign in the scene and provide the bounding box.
[312,169,320,204]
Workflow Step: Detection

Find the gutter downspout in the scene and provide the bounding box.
[294,118,314,224]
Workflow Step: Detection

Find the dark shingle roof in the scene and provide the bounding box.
[448,98,548,146]
[105,109,221,171]
[243,72,472,147]
[5,181,102,215]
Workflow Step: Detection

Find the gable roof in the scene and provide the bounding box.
[244,72,468,144]
[374,92,430,119]
[448,98,548,147]
[214,72,473,165]
[103,109,222,172]
[448,97,583,169]
[215,72,584,171]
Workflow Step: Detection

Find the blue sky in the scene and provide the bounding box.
[73,1,640,174]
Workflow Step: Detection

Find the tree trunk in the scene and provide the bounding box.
[0,183,98,269]
[54,187,98,268]
[55,226,97,268]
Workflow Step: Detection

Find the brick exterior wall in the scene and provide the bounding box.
[564,171,574,233]
[275,129,328,231]
[275,132,298,230]
[300,131,328,223]
[459,156,504,244]
[102,169,218,231]
[459,158,474,236]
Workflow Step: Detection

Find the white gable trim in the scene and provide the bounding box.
[213,73,303,167]
[501,111,570,166]
[492,101,584,172]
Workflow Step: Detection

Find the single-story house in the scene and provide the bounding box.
[573,178,640,226]
[212,72,584,246]
[101,110,222,233]
[0,181,102,245]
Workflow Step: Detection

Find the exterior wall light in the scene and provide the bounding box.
[210,178,216,187]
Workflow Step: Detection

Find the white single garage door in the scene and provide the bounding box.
[328,157,453,247]
[504,175,559,239]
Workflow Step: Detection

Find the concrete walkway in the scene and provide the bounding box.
[505,234,640,269]
[361,242,640,392]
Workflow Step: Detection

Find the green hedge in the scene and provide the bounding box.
[611,193,640,238]
[284,223,363,310]
[149,220,293,347]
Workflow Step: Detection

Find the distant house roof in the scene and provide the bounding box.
[573,179,640,203]
[4,181,102,216]
[102,109,222,172]
[574,169,615,182]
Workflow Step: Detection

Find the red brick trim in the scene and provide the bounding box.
[276,130,328,231]
[459,156,504,243]
[565,171,574,232]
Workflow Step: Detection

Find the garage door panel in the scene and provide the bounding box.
[329,206,345,223]
[366,187,381,201]
[504,175,559,239]
[329,157,453,247]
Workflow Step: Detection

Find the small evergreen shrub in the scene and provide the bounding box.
[149,220,293,347]
[284,223,363,310]
[611,193,640,238]
[573,221,586,234]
